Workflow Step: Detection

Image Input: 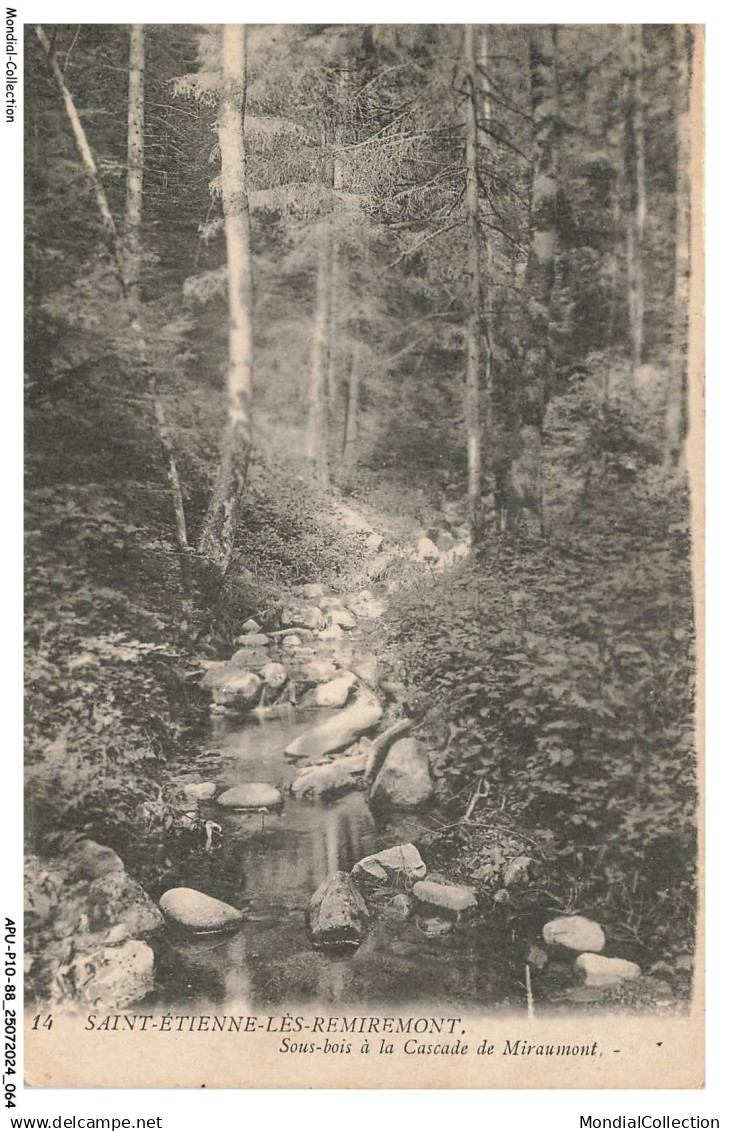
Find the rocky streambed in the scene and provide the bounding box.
[26,539,676,1014]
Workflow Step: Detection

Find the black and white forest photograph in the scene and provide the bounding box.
[21,20,704,1089]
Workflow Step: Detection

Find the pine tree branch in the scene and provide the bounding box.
[386,218,466,269]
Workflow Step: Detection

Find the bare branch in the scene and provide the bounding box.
[386,218,465,269]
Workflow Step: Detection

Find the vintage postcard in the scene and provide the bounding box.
[21,21,704,1090]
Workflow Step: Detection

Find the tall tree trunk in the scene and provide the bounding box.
[124,25,145,304]
[342,345,360,468]
[464,25,484,545]
[603,166,623,409]
[36,23,190,560]
[478,27,494,440]
[624,24,646,377]
[34,26,118,255]
[199,24,254,572]
[124,25,188,557]
[664,24,692,466]
[503,26,560,533]
[306,232,332,488]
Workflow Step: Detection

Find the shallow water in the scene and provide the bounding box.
[152,709,524,1013]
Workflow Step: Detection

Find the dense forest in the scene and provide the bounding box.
[24,24,700,1015]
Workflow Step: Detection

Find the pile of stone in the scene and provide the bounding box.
[198,582,387,721]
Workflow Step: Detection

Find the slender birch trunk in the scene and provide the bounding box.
[124,26,188,556]
[664,24,692,466]
[306,232,331,487]
[464,25,484,546]
[125,25,145,305]
[36,23,190,560]
[200,24,254,571]
[624,24,646,377]
[342,345,359,467]
[478,27,494,440]
[35,26,118,254]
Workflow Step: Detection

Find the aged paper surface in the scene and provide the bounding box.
[23,22,705,1090]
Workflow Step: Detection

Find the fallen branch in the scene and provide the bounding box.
[363,718,413,784]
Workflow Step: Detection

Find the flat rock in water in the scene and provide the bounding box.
[575,953,641,986]
[369,737,433,809]
[217,783,284,810]
[284,694,382,760]
[412,880,478,915]
[352,843,426,883]
[306,672,357,708]
[291,753,367,799]
[307,871,370,950]
[543,915,605,953]
[159,887,244,933]
[261,661,287,690]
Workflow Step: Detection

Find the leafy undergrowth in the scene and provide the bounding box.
[387,468,697,969]
[25,380,365,890]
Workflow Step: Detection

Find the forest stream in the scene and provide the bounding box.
[152,707,524,1014]
[148,520,528,1014]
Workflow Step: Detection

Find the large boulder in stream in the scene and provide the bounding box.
[284,693,383,760]
[217,783,284,811]
[369,737,433,809]
[291,752,368,799]
[212,670,263,710]
[159,887,244,933]
[302,672,357,709]
[307,871,370,951]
